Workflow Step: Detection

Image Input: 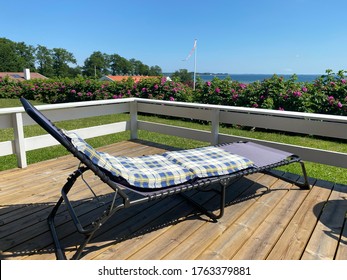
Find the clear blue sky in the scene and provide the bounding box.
[1,0,346,74]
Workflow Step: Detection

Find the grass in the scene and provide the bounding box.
[1,99,346,185]
[0,98,44,108]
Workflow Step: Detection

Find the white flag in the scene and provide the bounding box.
[182,39,197,61]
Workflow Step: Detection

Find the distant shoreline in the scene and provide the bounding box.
[164,73,322,83]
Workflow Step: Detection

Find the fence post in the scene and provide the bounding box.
[211,108,220,145]
[130,100,138,139]
[12,112,27,168]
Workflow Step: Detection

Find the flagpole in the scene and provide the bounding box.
[193,39,197,90]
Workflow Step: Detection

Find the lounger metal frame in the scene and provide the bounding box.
[20,98,309,260]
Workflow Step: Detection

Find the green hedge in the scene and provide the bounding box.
[0,76,193,104]
[194,70,347,115]
[1,70,346,115]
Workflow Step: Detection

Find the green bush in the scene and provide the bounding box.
[194,70,347,115]
[1,70,346,115]
[0,76,194,104]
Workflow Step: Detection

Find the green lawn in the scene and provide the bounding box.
[1,99,346,184]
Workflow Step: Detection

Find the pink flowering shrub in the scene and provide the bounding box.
[0,76,193,104]
[1,69,346,115]
[194,70,347,115]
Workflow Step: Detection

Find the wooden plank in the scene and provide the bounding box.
[0,140,14,156]
[233,184,309,259]
[66,196,186,260]
[165,174,280,260]
[84,174,262,260]
[137,102,211,121]
[22,103,130,125]
[1,140,347,260]
[138,121,211,143]
[125,177,253,260]
[267,180,334,259]
[24,121,129,151]
[196,178,294,260]
[220,111,347,139]
[301,183,347,260]
[1,141,168,259]
[95,192,212,260]
[335,216,347,260]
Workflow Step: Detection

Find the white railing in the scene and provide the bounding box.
[1,97,347,169]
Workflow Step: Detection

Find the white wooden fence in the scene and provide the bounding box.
[1,98,347,169]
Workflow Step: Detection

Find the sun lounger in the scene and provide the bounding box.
[20,97,309,259]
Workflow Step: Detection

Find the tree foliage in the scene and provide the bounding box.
[0,37,162,78]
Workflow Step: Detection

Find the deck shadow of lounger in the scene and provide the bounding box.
[0,175,286,260]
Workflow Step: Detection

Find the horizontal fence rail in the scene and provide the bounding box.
[1,97,347,169]
[0,99,134,168]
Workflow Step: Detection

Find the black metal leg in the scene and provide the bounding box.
[264,160,310,189]
[180,181,227,222]
[47,167,89,260]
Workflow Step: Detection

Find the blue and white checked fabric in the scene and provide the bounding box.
[163,146,255,178]
[63,130,195,188]
[63,130,254,189]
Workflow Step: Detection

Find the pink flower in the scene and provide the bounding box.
[328,96,335,105]
[169,96,175,101]
[337,102,343,108]
[142,87,147,92]
[206,81,211,87]
[70,89,76,94]
[279,107,284,111]
[154,84,159,90]
[341,79,346,84]
[215,87,221,93]
[293,91,302,97]
[239,83,247,89]
[330,82,336,86]
[252,103,259,108]
[302,86,308,92]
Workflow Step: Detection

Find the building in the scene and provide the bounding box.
[0,69,48,81]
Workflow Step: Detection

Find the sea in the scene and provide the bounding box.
[196,74,321,83]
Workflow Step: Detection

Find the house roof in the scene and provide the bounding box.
[0,72,48,81]
[100,75,158,82]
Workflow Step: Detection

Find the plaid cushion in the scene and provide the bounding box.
[164,146,255,178]
[63,130,254,188]
[63,130,195,188]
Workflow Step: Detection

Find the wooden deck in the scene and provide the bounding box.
[0,140,346,260]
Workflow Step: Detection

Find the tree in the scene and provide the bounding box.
[15,42,36,70]
[109,54,132,75]
[52,48,77,77]
[83,51,109,78]
[0,38,35,71]
[36,45,54,77]
[149,65,162,76]
[171,69,193,84]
